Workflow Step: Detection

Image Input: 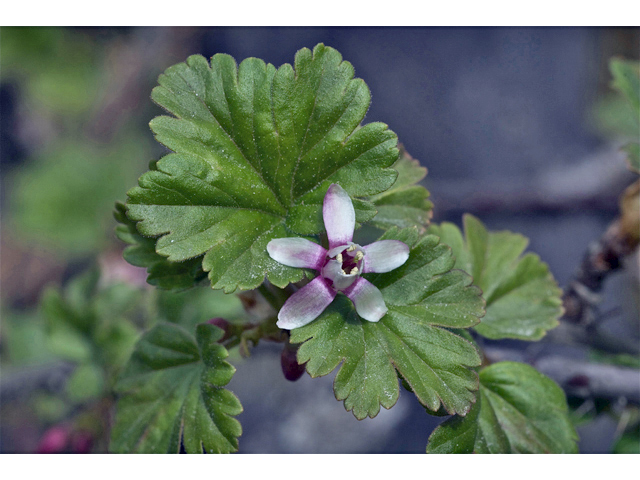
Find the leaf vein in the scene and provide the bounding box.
[289,58,325,203]
[173,69,286,211]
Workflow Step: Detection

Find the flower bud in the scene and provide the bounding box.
[207,317,232,342]
[37,426,70,454]
[281,341,306,382]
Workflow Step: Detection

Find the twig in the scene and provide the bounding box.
[546,321,640,355]
[562,219,638,327]
[553,174,639,355]
[429,145,633,218]
[534,356,640,404]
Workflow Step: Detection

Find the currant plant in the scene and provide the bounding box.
[112,43,576,453]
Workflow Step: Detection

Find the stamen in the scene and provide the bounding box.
[336,253,343,264]
[350,267,359,275]
[346,245,356,252]
[355,251,364,261]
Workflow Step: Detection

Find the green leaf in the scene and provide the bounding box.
[290,227,484,420]
[589,351,640,369]
[429,214,563,340]
[114,202,208,291]
[9,138,148,258]
[427,362,579,453]
[0,309,54,366]
[40,267,142,369]
[125,44,399,293]
[609,58,640,174]
[1,27,101,115]
[367,147,433,231]
[66,363,105,402]
[110,322,242,453]
[425,398,481,453]
[613,426,640,454]
[610,58,640,116]
[591,91,640,140]
[155,285,245,332]
[41,269,101,362]
[623,142,640,173]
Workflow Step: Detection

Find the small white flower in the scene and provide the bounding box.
[267,184,410,330]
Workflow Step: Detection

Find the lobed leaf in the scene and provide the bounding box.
[609,58,640,174]
[610,57,640,116]
[367,147,433,231]
[124,44,400,293]
[114,202,207,291]
[109,323,242,453]
[290,227,484,420]
[427,362,579,453]
[41,267,141,368]
[429,214,563,340]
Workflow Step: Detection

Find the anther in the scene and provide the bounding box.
[336,253,343,264]
[350,267,359,275]
[355,251,364,261]
[346,245,356,252]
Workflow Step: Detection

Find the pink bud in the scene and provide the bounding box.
[207,317,231,342]
[281,342,306,382]
[37,426,70,454]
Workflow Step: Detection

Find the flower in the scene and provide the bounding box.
[267,184,410,330]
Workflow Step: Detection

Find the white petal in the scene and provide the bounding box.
[362,240,410,273]
[323,184,355,249]
[267,238,327,270]
[326,244,350,258]
[276,277,337,330]
[343,277,388,322]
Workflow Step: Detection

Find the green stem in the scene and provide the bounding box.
[257,283,288,311]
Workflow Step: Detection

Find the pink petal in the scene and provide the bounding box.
[342,277,388,322]
[323,184,355,249]
[362,240,410,273]
[276,277,337,330]
[267,238,327,270]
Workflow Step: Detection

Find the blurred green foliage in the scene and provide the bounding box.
[41,268,142,374]
[0,29,246,449]
[36,266,246,392]
[610,58,640,115]
[1,263,246,369]
[1,309,54,366]
[8,138,148,255]
[1,27,101,115]
[1,27,151,258]
[591,57,640,173]
[592,91,639,140]
[613,425,640,454]
[1,261,246,451]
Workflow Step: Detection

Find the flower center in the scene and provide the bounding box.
[321,243,365,291]
[336,244,364,275]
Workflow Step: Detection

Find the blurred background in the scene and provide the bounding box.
[1,26,638,453]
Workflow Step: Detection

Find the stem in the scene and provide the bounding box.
[257,282,288,311]
[229,283,291,357]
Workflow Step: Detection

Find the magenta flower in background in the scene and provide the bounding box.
[267,184,410,330]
